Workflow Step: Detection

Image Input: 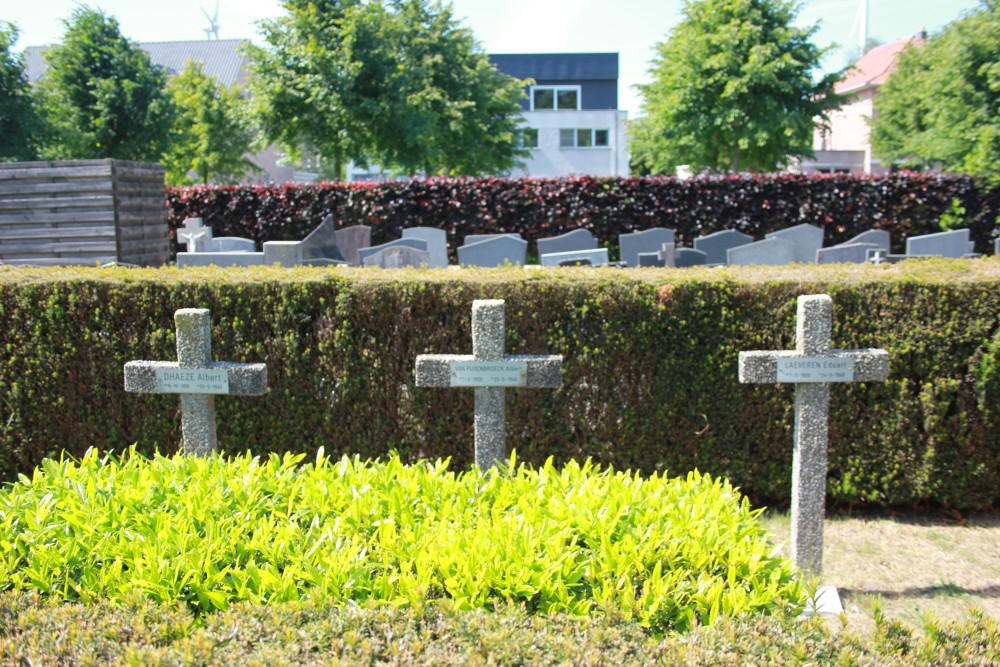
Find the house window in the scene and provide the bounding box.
[520,127,539,148]
[531,86,580,111]
[559,128,610,148]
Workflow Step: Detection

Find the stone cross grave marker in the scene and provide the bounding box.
[124,308,268,456]
[415,300,562,470]
[739,294,888,575]
[177,217,208,251]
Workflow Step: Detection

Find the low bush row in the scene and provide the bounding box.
[0,449,803,632]
[1,260,998,508]
[165,173,1000,260]
[2,592,998,665]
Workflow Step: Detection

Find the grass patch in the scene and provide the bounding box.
[0,449,805,633]
[762,511,1000,634]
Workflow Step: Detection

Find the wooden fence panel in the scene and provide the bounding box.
[0,160,168,266]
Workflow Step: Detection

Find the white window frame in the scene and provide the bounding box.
[559,128,611,149]
[530,85,581,111]
[520,127,539,149]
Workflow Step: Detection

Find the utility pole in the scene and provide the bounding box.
[860,0,868,54]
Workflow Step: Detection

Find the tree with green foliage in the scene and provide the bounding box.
[37,6,175,161]
[248,0,528,179]
[629,0,843,174]
[871,1,1000,179]
[247,0,360,180]
[162,60,257,185]
[0,22,41,162]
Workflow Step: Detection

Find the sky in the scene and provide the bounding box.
[6,0,985,118]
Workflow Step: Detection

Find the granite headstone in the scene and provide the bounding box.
[694,229,753,265]
[402,227,449,268]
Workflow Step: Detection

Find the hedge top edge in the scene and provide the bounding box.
[1,257,999,287]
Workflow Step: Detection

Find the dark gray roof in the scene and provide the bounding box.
[22,39,251,88]
[22,47,49,83]
[489,53,618,82]
[23,43,618,92]
[140,40,250,87]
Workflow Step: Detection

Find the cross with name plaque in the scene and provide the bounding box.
[739,294,888,575]
[415,299,563,470]
[124,308,268,456]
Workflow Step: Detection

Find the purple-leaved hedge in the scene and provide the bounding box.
[166,173,1000,260]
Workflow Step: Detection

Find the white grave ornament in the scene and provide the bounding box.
[738,294,888,575]
[124,308,268,455]
[414,300,562,470]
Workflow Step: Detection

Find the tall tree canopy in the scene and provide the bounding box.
[37,6,175,161]
[163,60,257,185]
[629,0,842,174]
[0,22,41,162]
[247,0,528,179]
[871,1,1000,179]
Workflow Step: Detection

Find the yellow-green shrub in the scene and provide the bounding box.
[0,449,804,632]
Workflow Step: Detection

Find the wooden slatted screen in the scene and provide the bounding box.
[0,160,168,266]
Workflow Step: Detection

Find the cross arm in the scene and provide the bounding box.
[124,361,268,395]
[415,354,563,388]
[415,354,475,386]
[739,349,889,384]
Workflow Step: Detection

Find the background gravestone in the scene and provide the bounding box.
[540,248,608,267]
[619,228,675,268]
[674,247,707,267]
[694,229,753,265]
[362,245,431,268]
[358,238,428,265]
[458,236,528,267]
[843,229,891,252]
[402,227,449,268]
[906,229,974,258]
[816,243,881,264]
[536,228,598,256]
[301,215,347,263]
[728,237,797,266]
[765,223,824,264]
[177,217,255,253]
[334,225,372,266]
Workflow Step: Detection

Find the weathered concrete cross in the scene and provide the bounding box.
[124,308,268,455]
[739,294,888,575]
[415,299,562,470]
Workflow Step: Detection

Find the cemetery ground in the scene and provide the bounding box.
[763,510,1000,635]
[2,260,1000,663]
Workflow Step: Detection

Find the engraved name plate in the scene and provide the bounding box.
[776,357,855,383]
[449,361,528,387]
[155,368,230,394]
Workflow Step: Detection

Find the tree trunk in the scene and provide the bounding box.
[333,155,343,183]
[731,147,742,173]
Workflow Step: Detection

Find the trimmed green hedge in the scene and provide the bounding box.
[1,593,998,665]
[1,260,999,509]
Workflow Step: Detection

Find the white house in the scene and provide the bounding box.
[799,34,924,175]
[488,53,629,179]
[24,41,629,181]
